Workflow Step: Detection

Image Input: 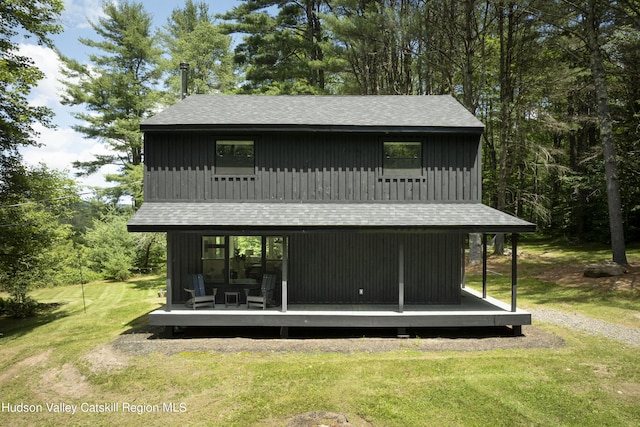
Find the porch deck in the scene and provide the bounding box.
[149,287,530,329]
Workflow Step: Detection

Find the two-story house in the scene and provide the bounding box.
[128,95,535,335]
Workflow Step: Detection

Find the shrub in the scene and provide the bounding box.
[3,296,39,319]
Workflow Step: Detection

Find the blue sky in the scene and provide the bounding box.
[20,0,240,192]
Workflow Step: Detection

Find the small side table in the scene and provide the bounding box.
[224,291,240,307]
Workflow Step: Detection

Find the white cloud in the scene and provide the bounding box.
[21,123,122,191]
[18,43,64,110]
[18,42,118,192]
[62,0,107,29]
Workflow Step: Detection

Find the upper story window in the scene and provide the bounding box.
[216,140,255,175]
[383,141,422,177]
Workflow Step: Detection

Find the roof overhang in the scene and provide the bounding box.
[127,202,536,234]
[139,124,484,135]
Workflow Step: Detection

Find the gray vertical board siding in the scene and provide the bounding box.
[167,231,463,304]
[288,233,461,304]
[170,233,204,302]
[288,233,397,303]
[144,132,480,202]
[403,233,463,304]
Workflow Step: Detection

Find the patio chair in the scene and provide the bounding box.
[184,273,216,309]
[246,274,276,309]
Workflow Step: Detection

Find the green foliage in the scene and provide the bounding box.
[0,0,63,153]
[0,164,80,310]
[83,210,165,281]
[84,211,136,280]
[2,295,38,319]
[160,0,236,97]
[222,1,332,94]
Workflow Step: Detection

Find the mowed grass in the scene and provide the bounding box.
[466,238,640,328]
[1,241,639,426]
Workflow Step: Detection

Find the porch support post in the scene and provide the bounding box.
[281,236,288,313]
[461,235,466,289]
[165,232,173,312]
[398,239,404,313]
[511,233,518,312]
[482,234,487,299]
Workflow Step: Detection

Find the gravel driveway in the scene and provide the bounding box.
[529,307,640,347]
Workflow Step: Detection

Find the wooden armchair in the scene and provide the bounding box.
[246,274,276,309]
[184,273,216,309]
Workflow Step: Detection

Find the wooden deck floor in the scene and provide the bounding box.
[149,287,531,328]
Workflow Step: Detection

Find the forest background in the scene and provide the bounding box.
[1,0,639,316]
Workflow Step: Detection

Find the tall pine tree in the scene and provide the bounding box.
[222,0,332,94]
[59,1,161,206]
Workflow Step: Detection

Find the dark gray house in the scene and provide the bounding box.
[128,95,535,334]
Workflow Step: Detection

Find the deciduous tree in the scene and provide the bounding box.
[0,0,63,157]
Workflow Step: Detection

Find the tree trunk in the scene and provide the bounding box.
[462,0,477,114]
[469,233,483,265]
[584,1,628,265]
[495,1,515,255]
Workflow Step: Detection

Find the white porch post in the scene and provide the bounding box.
[165,232,173,312]
[398,239,404,313]
[281,236,288,313]
[511,233,518,312]
[482,234,488,299]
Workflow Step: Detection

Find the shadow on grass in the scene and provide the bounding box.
[123,324,520,341]
[0,302,71,340]
[517,279,639,309]
[129,276,165,291]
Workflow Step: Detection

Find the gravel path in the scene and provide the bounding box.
[529,307,640,347]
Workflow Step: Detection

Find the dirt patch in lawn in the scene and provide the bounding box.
[0,349,52,383]
[81,344,129,374]
[535,261,640,291]
[40,363,91,400]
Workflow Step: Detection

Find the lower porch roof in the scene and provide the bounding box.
[127,201,536,233]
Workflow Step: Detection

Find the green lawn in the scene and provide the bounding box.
[1,240,639,426]
[466,238,640,328]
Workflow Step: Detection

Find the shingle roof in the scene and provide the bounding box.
[127,202,535,233]
[141,95,484,131]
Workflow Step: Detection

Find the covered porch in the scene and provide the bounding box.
[149,287,531,331]
[129,201,536,333]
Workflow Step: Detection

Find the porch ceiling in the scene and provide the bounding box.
[127,201,536,233]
